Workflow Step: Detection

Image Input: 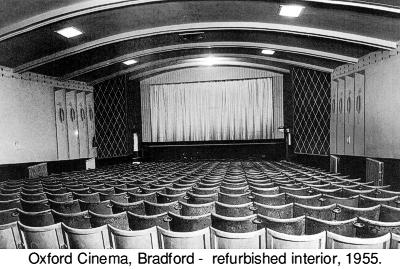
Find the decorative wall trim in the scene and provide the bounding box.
[0,65,92,92]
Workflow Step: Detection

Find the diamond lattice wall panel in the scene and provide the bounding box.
[292,67,330,155]
[94,75,130,159]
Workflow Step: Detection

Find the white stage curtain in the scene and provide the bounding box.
[142,78,277,142]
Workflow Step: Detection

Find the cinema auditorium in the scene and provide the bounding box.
[0,0,400,249]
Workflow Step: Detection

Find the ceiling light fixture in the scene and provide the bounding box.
[123,59,138,65]
[56,27,83,38]
[279,5,304,17]
[261,49,275,55]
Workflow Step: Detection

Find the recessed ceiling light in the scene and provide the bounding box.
[261,49,275,55]
[279,5,304,17]
[123,59,138,65]
[56,27,83,38]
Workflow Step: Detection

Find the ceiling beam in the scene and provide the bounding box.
[61,43,336,80]
[1,0,399,42]
[15,22,381,73]
[87,52,332,85]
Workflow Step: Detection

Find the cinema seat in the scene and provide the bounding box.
[391,233,400,249]
[79,200,113,215]
[52,210,92,229]
[92,186,114,195]
[326,231,390,249]
[286,194,322,206]
[0,199,21,211]
[184,192,218,204]
[0,221,24,249]
[253,203,293,219]
[280,186,311,196]
[167,212,211,232]
[266,229,326,249]
[19,222,67,249]
[0,193,20,201]
[0,187,21,194]
[127,212,170,230]
[73,192,100,203]
[18,209,55,227]
[109,225,159,249]
[165,186,192,195]
[258,215,305,235]
[320,194,359,207]
[192,186,220,195]
[219,186,249,194]
[144,201,181,215]
[139,186,166,194]
[127,192,157,203]
[20,199,51,212]
[356,217,400,237]
[157,226,210,249]
[0,208,20,225]
[99,192,129,203]
[179,201,215,216]
[111,200,145,215]
[20,192,47,201]
[252,193,286,206]
[45,192,73,202]
[156,192,186,203]
[358,195,399,208]
[215,201,255,217]
[62,223,111,249]
[114,186,139,194]
[89,211,129,230]
[211,213,259,233]
[66,187,91,194]
[210,227,265,249]
[49,199,81,214]
[293,203,335,220]
[306,216,357,237]
[334,204,380,221]
[380,205,400,222]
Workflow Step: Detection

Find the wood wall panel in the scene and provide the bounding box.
[336,78,345,155]
[77,92,89,158]
[66,90,79,159]
[330,80,338,154]
[344,76,355,155]
[354,73,365,156]
[54,89,69,160]
[86,93,96,158]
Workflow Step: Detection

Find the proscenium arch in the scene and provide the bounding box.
[61,42,343,81]
[92,60,290,85]
[1,0,400,42]
[83,52,333,85]
[14,22,393,73]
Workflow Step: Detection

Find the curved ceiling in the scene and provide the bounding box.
[0,0,398,84]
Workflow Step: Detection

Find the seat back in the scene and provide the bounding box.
[127,192,157,203]
[380,204,400,222]
[249,186,279,195]
[211,213,259,233]
[79,200,113,215]
[321,194,359,207]
[184,192,218,204]
[266,229,326,249]
[18,209,55,227]
[19,222,66,249]
[286,194,321,206]
[305,216,357,236]
[254,203,293,219]
[0,199,22,210]
[73,192,100,203]
[20,192,47,201]
[359,195,399,208]
[62,223,111,249]
[45,192,73,202]
[218,192,253,205]
[0,221,24,249]
[334,204,380,221]
[252,193,286,206]
[156,192,186,203]
[326,231,390,249]
[258,215,305,235]
[127,212,170,230]
[144,201,180,215]
[210,227,265,249]
[179,201,215,216]
[99,192,129,203]
[20,199,50,212]
[168,212,211,232]
[49,199,81,214]
[356,217,400,237]
[293,203,335,220]
[391,233,400,249]
[89,211,129,230]
[0,193,20,201]
[109,226,159,249]
[111,200,145,215]
[52,210,92,229]
[215,202,256,217]
[0,208,20,225]
[157,226,210,249]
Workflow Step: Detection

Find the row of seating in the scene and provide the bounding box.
[1,221,399,249]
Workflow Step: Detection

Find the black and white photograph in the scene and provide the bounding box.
[0,0,400,255]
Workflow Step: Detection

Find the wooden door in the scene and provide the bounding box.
[77,92,89,158]
[85,93,96,158]
[344,76,355,155]
[54,89,69,160]
[336,78,345,155]
[66,90,79,159]
[354,73,365,156]
[330,80,338,154]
